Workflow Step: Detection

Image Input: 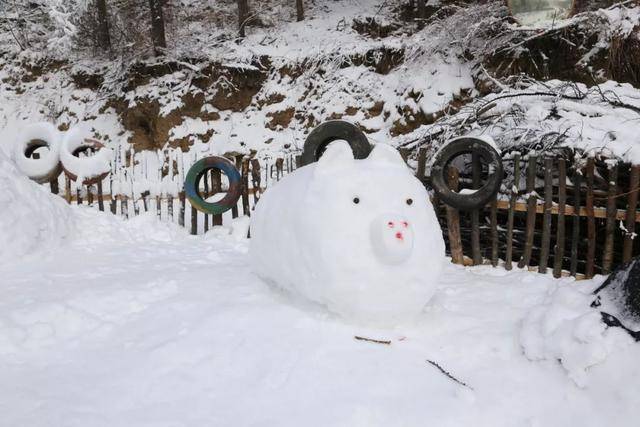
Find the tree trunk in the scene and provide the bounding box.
[296,0,304,22]
[238,0,249,38]
[95,0,111,52]
[417,0,427,20]
[148,0,167,56]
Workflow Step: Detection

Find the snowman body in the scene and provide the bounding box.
[250,142,445,324]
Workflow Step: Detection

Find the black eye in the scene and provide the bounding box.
[406,198,413,205]
[353,197,360,204]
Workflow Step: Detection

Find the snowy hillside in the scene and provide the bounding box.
[2,1,639,166]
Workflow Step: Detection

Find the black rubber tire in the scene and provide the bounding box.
[300,120,372,166]
[430,137,504,211]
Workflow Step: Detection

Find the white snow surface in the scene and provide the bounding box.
[1,168,640,425]
[250,142,445,325]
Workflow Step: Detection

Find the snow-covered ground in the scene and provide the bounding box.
[1,197,639,425]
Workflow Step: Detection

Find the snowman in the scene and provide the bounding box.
[250,138,446,324]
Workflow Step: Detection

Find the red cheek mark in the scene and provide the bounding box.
[395,232,403,240]
[388,221,395,228]
[402,221,409,228]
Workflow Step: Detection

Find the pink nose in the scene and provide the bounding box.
[395,232,403,240]
[370,214,414,265]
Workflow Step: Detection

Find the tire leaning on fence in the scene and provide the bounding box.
[60,127,113,185]
[13,122,63,184]
[185,156,243,215]
[300,120,372,166]
[430,136,504,211]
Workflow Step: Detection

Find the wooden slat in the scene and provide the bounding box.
[241,158,250,216]
[191,204,198,235]
[445,167,464,265]
[553,158,566,278]
[121,195,129,220]
[602,165,618,274]
[505,154,521,270]
[251,158,262,207]
[212,168,223,226]
[490,197,498,267]
[539,157,553,274]
[585,159,596,278]
[519,156,537,269]
[623,165,640,262]
[97,181,105,212]
[471,152,482,265]
[569,168,582,276]
[178,191,186,227]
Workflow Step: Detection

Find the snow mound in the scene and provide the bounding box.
[0,150,73,266]
[519,283,635,387]
[250,142,445,325]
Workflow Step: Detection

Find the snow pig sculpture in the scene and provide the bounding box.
[250,141,445,324]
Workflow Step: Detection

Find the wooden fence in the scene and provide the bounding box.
[44,146,640,280]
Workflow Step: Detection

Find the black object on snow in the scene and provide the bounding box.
[300,120,372,166]
[594,257,640,319]
[430,137,504,211]
[593,257,640,341]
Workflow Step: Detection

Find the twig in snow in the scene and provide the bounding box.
[426,359,473,390]
[354,336,391,345]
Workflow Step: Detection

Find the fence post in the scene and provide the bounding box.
[623,165,640,262]
[505,154,520,270]
[602,165,618,274]
[569,168,582,277]
[553,158,566,278]
[519,156,537,269]
[539,157,553,274]
[585,159,596,278]
[446,167,464,265]
[470,152,482,265]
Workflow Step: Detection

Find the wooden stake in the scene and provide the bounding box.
[539,157,553,274]
[518,156,537,269]
[179,191,186,227]
[505,154,521,270]
[585,159,596,278]
[251,158,262,207]
[212,168,223,226]
[241,158,250,216]
[471,152,482,265]
[446,167,464,265]
[97,181,105,212]
[553,158,566,278]
[569,169,582,276]
[191,204,198,235]
[490,197,499,267]
[276,158,284,181]
[602,165,618,274]
[623,165,640,262]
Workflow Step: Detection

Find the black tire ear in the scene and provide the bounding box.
[300,120,372,166]
[430,137,504,211]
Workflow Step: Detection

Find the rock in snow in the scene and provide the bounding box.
[250,141,445,324]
